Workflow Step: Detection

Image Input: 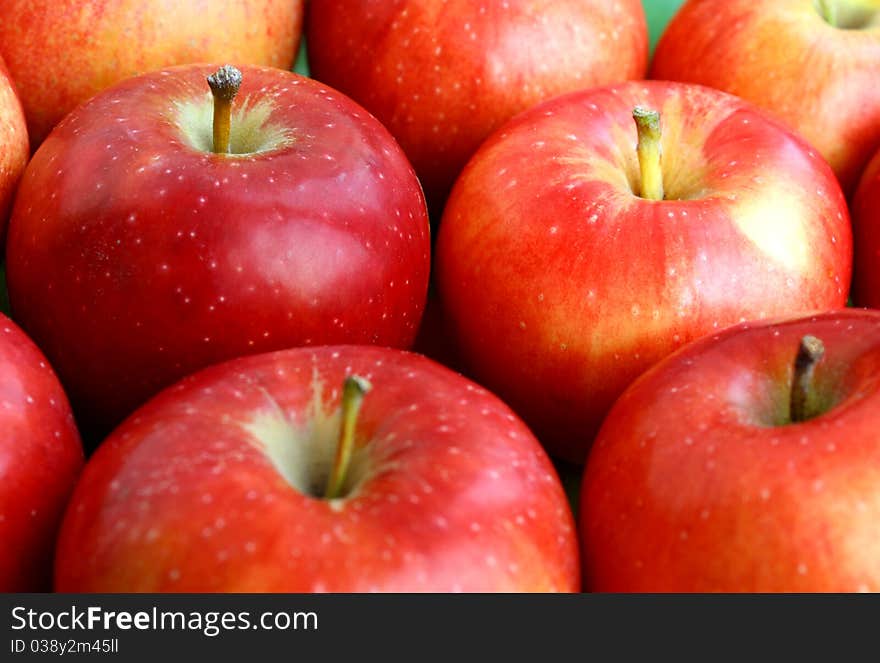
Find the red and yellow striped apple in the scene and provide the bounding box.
[0,0,304,146]
[436,80,852,463]
[307,0,648,214]
[651,0,880,195]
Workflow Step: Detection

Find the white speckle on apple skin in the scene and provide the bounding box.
[53,346,579,591]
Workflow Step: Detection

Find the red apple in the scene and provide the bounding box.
[54,345,579,592]
[306,0,648,214]
[0,0,304,146]
[581,309,880,592]
[0,312,83,592]
[852,146,880,307]
[651,0,880,195]
[5,64,431,441]
[435,80,852,464]
[0,54,28,247]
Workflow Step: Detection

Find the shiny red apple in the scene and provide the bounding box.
[6,64,431,441]
[651,0,880,194]
[307,0,648,214]
[0,54,28,247]
[852,145,880,307]
[0,0,304,146]
[581,309,880,592]
[0,312,83,592]
[54,345,579,592]
[436,80,852,463]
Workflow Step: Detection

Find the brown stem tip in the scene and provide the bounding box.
[207,64,243,101]
[207,65,243,154]
[790,334,825,423]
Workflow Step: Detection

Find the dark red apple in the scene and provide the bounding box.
[436,80,852,463]
[5,64,431,440]
[852,145,880,307]
[306,0,648,213]
[0,54,28,247]
[651,0,880,194]
[54,345,579,592]
[581,309,880,592]
[0,0,305,146]
[0,312,83,592]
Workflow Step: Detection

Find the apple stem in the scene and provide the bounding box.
[633,106,664,201]
[817,0,838,27]
[324,375,372,500]
[207,65,242,154]
[790,335,825,423]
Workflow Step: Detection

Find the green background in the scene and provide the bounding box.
[644,0,686,53]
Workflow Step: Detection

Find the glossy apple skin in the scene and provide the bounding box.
[0,55,28,247]
[852,147,880,307]
[651,0,880,195]
[436,81,852,464]
[582,309,880,592]
[0,0,304,146]
[54,345,579,592]
[6,64,431,440]
[307,0,647,214]
[0,312,83,592]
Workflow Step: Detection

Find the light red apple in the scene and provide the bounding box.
[0,312,83,592]
[435,80,852,464]
[54,345,579,592]
[5,64,431,442]
[852,145,880,307]
[306,0,648,214]
[0,0,304,146]
[651,0,880,194]
[581,309,880,592]
[0,54,28,247]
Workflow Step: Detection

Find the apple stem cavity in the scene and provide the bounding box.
[633,106,664,201]
[790,335,825,424]
[324,375,372,500]
[207,65,243,154]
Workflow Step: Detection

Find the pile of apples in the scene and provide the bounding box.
[1,0,879,593]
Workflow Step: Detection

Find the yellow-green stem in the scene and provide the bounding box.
[207,65,242,154]
[324,375,372,499]
[790,335,825,423]
[817,0,838,26]
[633,106,664,201]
